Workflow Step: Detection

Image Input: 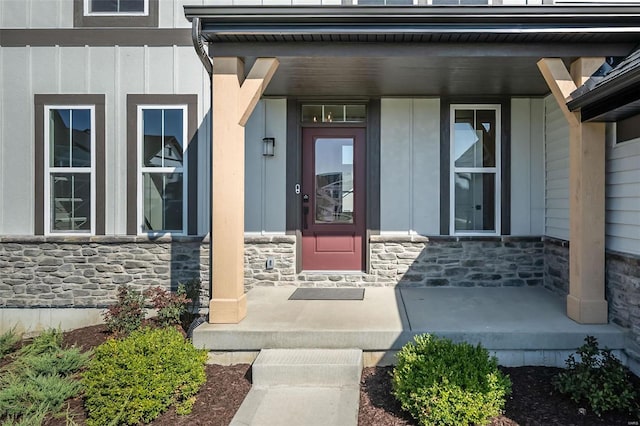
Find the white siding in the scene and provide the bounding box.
[544,94,570,240]
[380,98,440,235]
[606,127,640,255]
[0,45,211,235]
[511,98,545,236]
[244,99,287,234]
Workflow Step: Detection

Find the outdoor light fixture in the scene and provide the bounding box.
[262,137,275,157]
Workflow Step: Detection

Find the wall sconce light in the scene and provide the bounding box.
[262,137,275,157]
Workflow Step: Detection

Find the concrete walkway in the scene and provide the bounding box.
[193,286,627,367]
[230,349,362,426]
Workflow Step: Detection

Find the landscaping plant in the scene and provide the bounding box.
[103,285,146,336]
[83,326,207,425]
[0,329,89,425]
[0,328,20,360]
[392,334,511,426]
[553,335,639,416]
[145,284,191,328]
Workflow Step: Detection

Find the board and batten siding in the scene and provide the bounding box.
[244,99,287,234]
[0,45,211,235]
[380,98,440,235]
[544,94,570,240]
[606,127,640,255]
[511,98,545,236]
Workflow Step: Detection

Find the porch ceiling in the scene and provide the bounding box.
[188,5,640,97]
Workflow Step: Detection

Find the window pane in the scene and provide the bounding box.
[163,109,184,168]
[71,109,92,167]
[323,105,344,123]
[91,0,117,12]
[454,172,495,232]
[315,138,354,224]
[143,109,163,167]
[119,0,145,12]
[345,105,366,122]
[142,173,183,232]
[302,105,322,123]
[454,109,496,168]
[51,173,91,232]
[50,109,71,167]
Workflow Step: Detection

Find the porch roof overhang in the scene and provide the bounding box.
[184,5,640,97]
[567,49,640,122]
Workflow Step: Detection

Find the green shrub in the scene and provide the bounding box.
[0,329,88,424]
[553,335,638,416]
[392,334,511,426]
[0,328,21,360]
[103,285,146,336]
[145,285,190,328]
[83,327,207,426]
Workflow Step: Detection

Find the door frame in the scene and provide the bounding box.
[285,99,381,274]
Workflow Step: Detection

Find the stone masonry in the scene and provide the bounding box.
[243,235,545,289]
[0,236,208,308]
[543,238,570,295]
[606,250,640,361]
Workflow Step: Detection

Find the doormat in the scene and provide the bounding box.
[288,288,365,301]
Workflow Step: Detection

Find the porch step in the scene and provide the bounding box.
[252,348,363,387]
[230,349,363,426]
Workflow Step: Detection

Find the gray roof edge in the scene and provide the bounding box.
[567,66,640,112]
[183,5,640,22]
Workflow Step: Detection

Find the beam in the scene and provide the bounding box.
[538,57,607,324]
[209,57,279,324]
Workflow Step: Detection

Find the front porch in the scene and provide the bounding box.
[193,286,629,368]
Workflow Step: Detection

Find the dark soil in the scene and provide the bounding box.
[36,325,640,425]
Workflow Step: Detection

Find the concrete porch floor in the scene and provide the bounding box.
[193,286,628,367]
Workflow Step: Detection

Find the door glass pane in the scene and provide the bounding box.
[345,105,366,122]
[323,105,344,123]
[142,173,183,231]
[50,173,91,232]
[315,138,354,224]
[302,105,322,123]
[454,109,496,168]
[454,172,495,232]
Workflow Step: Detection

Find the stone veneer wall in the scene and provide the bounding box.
[543,238,570,295]
[0,236,209,309]
[243,235,545,289]
[606,250,640,364]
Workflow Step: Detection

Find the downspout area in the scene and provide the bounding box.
[190,17,214,306]
[191,17,213,77]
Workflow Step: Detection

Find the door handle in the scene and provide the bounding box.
[302,194,310,230]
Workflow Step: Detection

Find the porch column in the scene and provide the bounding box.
[538,57,608,324]
[210,57,279,323]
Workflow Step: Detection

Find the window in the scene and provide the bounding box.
[35,95,105,236]
[301,104,367,123]
[44,107,95,234]
[450,105,501,235]
[85,0,146,15]
[616,113,640,145]
[137,106,188,234]
[74,0,157,27]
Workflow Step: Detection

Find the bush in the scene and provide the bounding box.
[145,285,191,328]
[553,335,638,416]
[392,334,511,426]
[83,327,207,426]
[103,285,146,336]
[0,328,20,360]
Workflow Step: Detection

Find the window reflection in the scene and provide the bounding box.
[315,138,354,224]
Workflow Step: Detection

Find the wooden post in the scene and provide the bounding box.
[538,57,608,324]
[210,57,279,324]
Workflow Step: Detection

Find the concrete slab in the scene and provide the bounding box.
[193,286,627,363]
[252,349,363,387]
[230,385,360,426]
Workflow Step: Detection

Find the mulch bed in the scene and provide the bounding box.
[34,325,640,425]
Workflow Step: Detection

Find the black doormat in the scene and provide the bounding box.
[288,288,365,301]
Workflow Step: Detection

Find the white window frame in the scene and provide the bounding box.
[43,105,96,236]
[137,105,189,236]
[449,104,501,236]
[84,0,148,16]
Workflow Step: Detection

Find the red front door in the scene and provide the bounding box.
[301,127,366,271]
